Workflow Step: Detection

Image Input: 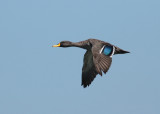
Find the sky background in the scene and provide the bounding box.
[0,0,160,114]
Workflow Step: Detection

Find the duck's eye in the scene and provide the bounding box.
[102,46,113,56]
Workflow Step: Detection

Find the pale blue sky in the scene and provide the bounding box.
[0,0,160,114]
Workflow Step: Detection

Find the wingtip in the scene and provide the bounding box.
[81,84,87,88]
[81,83,90,88]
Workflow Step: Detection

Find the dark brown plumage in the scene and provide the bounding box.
[53,39,129,88]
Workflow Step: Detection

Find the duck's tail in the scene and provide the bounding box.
[114,46,130,54]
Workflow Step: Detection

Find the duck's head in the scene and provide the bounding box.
[52,41,72,47]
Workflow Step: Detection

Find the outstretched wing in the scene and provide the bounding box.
[81,44,113,88]
[81,50,98,88]
[92,45,112,76]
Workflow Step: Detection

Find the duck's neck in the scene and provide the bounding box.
[71,41,88,49]
[71,42,82,47]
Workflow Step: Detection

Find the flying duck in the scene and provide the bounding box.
[53,39,129,88]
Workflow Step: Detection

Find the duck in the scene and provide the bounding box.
[52,39,129,88]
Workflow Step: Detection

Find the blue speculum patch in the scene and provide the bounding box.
[102,46,113,56]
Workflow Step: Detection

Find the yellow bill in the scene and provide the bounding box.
[52,43,60,47]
